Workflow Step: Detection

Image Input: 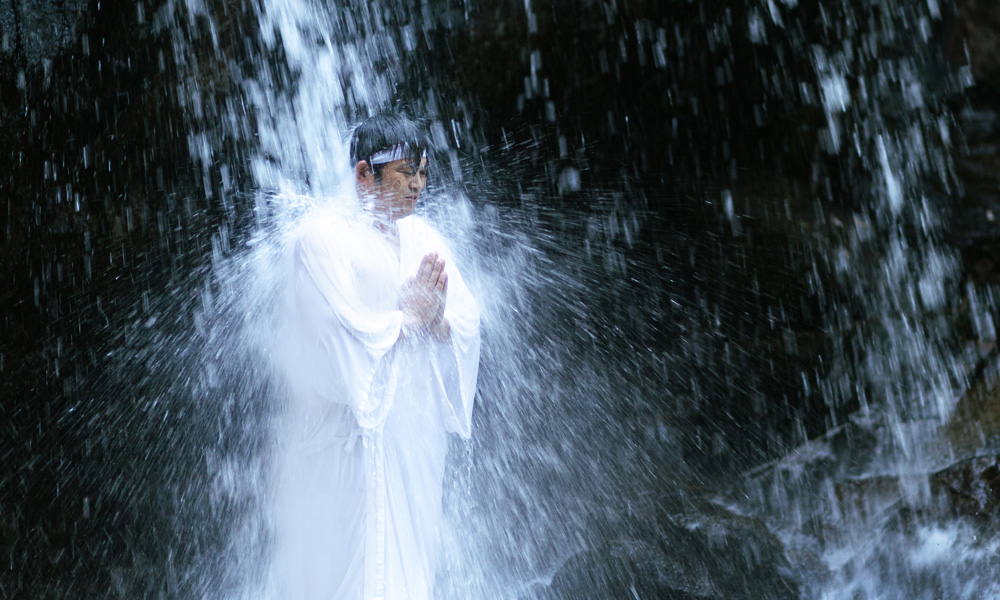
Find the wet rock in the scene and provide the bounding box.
[526,490,801,600]
[952,102,1000,242]
[526,539,712,600]
[946,364,1000,455]
[958,107,1000,144]
[832,476,912,521]
[738,416,883,515]
[950,0,1000,81]
[931,455,1000,517]
[962,242,1000,288]
[0,0,89,66]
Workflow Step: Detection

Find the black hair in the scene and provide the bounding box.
[349,113,428,181]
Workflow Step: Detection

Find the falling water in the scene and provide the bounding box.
[150,0,654,596]
[5,0,1000,598]
[149,0,746,596]
[735,2,1000,598]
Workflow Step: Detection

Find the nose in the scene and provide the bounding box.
[409,172,425,193]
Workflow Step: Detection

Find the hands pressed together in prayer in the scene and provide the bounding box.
[400,252,450,342]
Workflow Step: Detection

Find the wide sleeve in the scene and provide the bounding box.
[429,232,481,439]
[292,226,404,429]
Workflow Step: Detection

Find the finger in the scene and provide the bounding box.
[425,253,440,284]
[416,253,436,283]
[434,259,446,288]
[415,257,429,283]
[435,270,448,292]
[428,257,444,286]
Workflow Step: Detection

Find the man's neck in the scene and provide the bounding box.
[373,216,396,233]
[371,215,401,251]
[358,190,405,240]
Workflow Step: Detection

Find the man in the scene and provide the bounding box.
[280,113,481,599]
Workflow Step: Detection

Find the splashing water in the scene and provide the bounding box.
[156,0,670,597]
[736,2,1000,599]
[152,0,1000,597]
[9,0,998,597]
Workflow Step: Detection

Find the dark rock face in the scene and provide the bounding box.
[947,0,1000,503]
[737,424,1000,598]
[527,491,801,600]
[0,1,268,597]
[932,455,1000,517]
[952,103,1000,247]
[947,361,1000,455]
[0,0,89,65]
[950,0,1000,81]
[949,3,1000,268]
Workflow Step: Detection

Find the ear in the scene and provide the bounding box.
[355,160,373,188]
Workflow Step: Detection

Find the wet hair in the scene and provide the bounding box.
[349,113,428,181]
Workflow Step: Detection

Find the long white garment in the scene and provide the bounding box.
[278,211,480,600]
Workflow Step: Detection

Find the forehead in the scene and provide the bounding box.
[385,156,428,170]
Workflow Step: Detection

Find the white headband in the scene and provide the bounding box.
[368,143,427,165]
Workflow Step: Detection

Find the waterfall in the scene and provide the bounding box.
[5,0,999,597]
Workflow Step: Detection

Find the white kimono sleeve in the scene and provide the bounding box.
[427,230,481,439]
[292,228,403,430]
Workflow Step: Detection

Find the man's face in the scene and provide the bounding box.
[367,157,428,221]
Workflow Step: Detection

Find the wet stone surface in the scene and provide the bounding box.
[932,455,1000,517]
[524,488,801,600]
[0,0,89,65]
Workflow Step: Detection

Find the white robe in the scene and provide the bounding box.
[278,212,480,600]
